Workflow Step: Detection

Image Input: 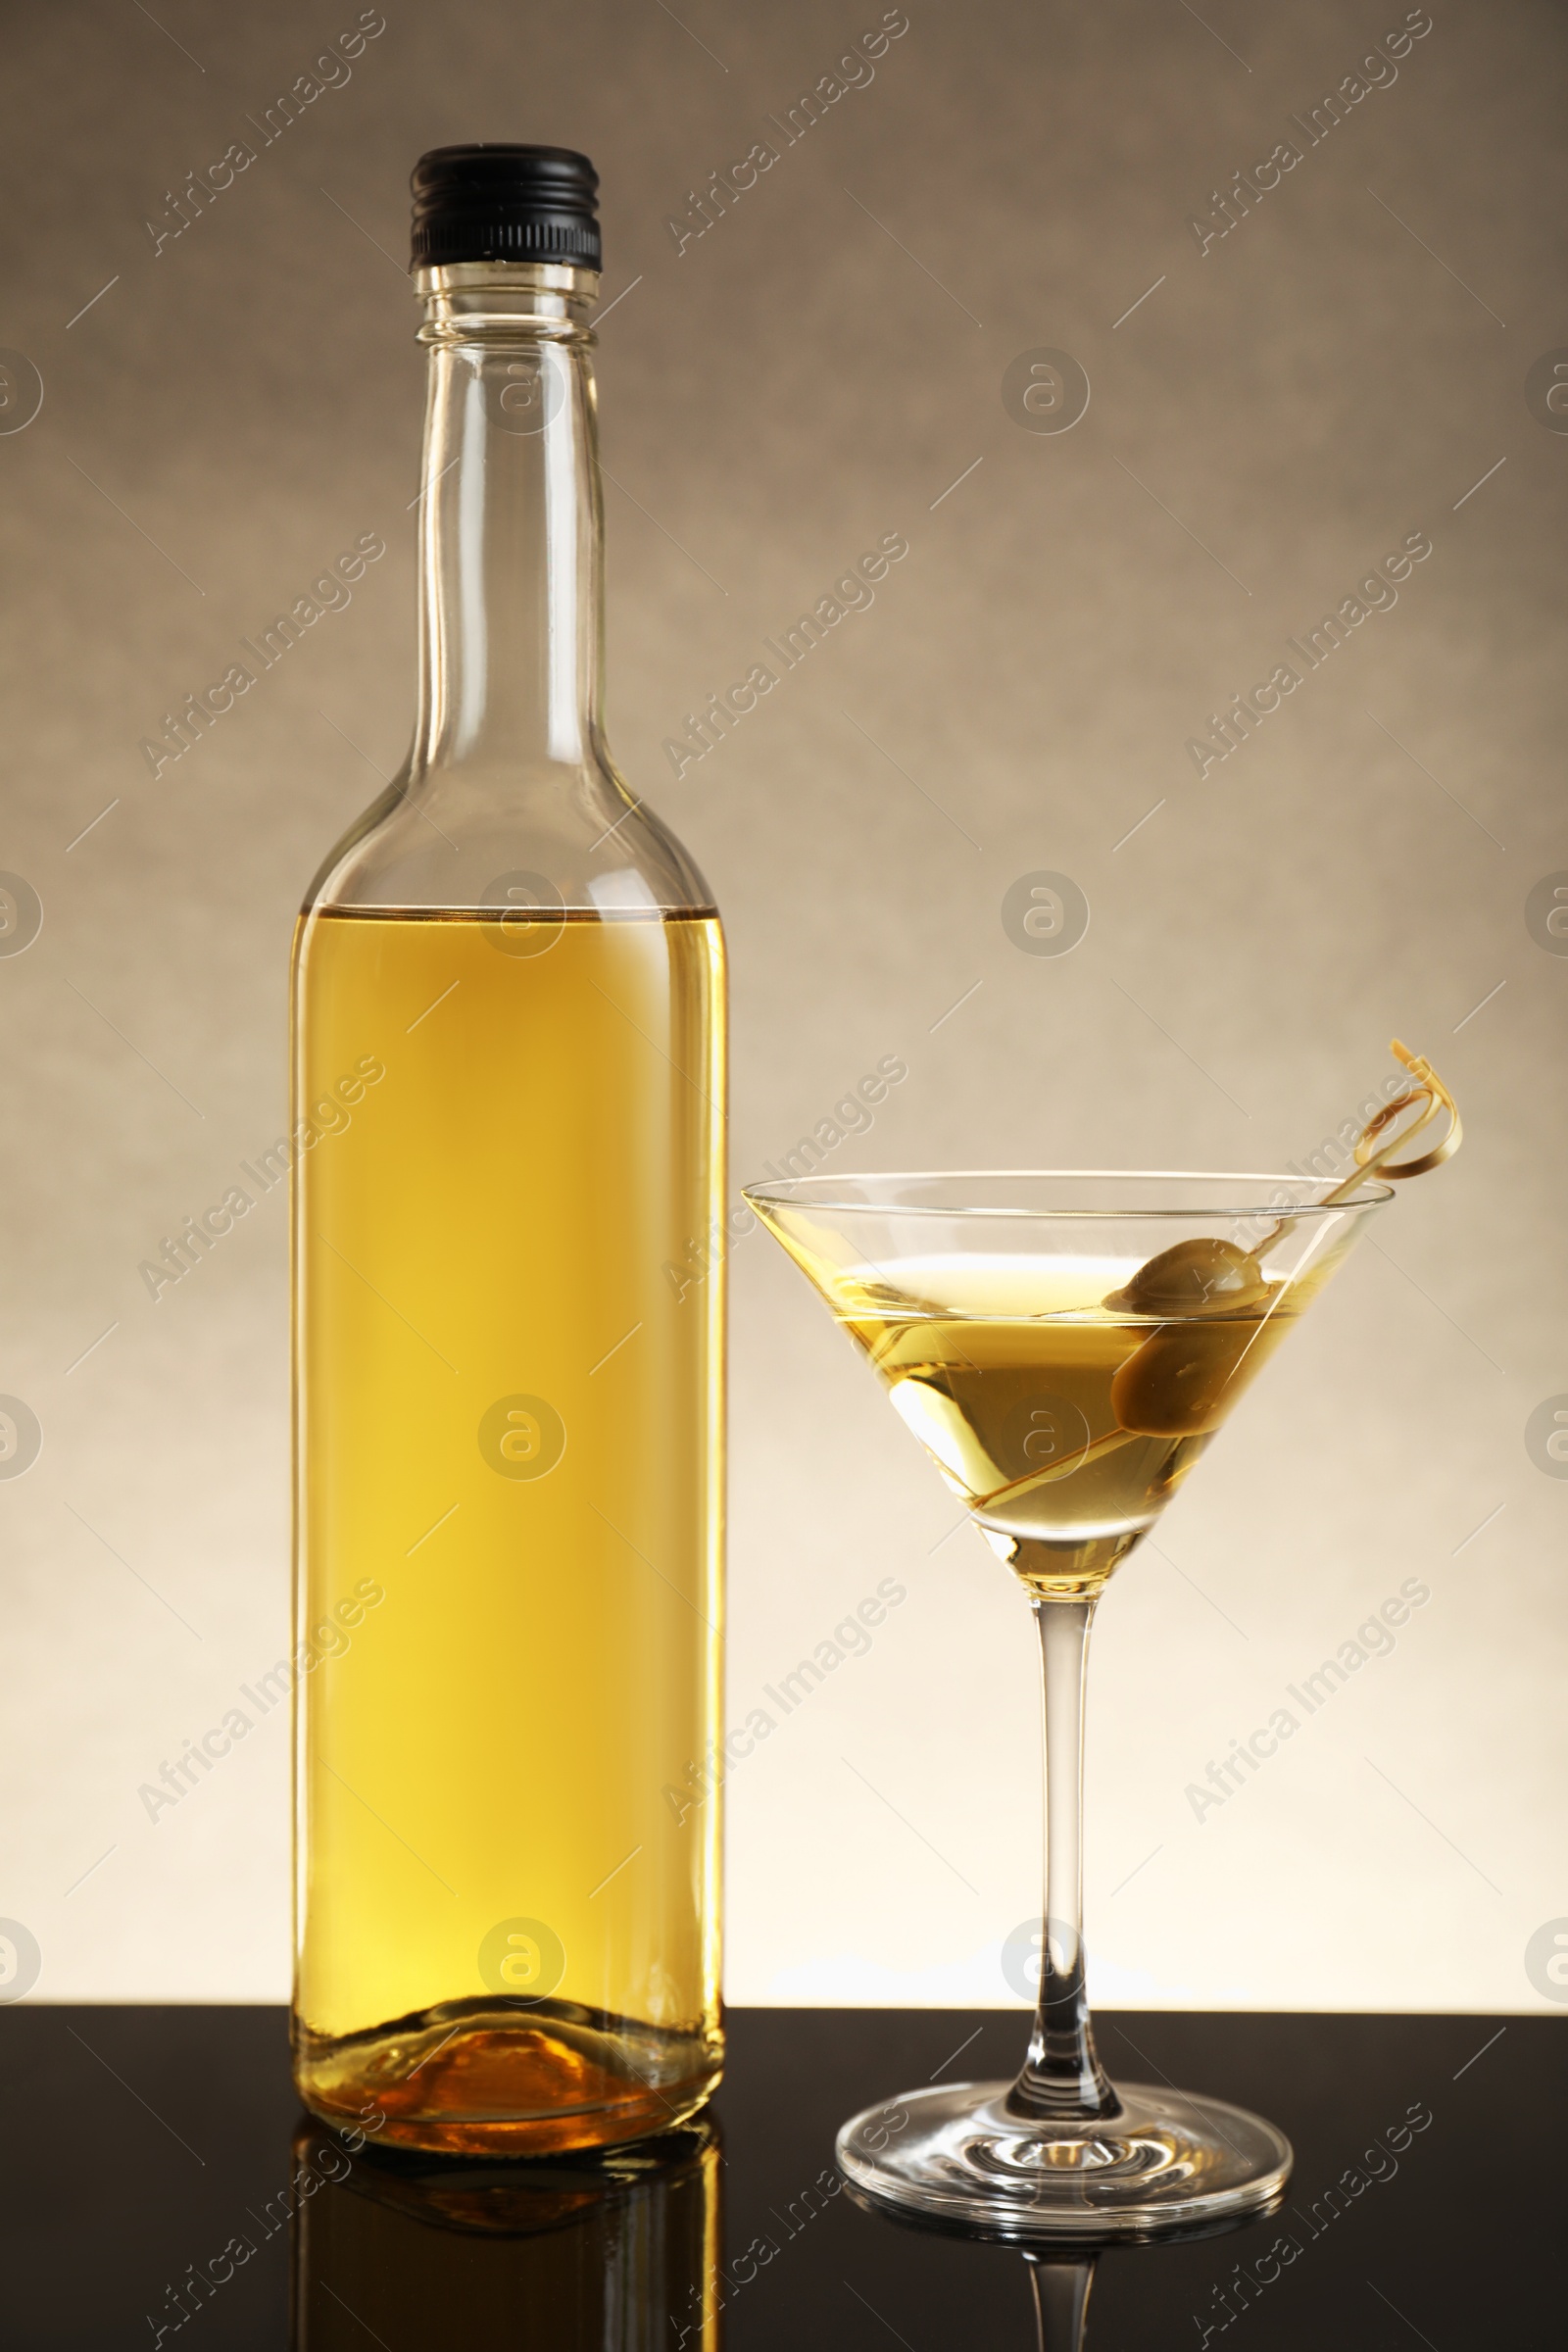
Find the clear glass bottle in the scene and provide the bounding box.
[289,152,724,2153]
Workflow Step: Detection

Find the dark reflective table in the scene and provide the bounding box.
[1,2006,1557,2345]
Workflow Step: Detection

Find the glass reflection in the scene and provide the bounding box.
[847,2178,1286,2350]
[1025,2255,1097,2352]
[290,2115,718,2350]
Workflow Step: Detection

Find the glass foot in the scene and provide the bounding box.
[837,2079,1291,2242]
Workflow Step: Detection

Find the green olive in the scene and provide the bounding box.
[1109,1321,1268,1437]
[1103,1237,1273,1320]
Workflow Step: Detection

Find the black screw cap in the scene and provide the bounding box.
[410,144,601,270]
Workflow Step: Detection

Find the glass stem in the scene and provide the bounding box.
[1005,1595,1120,2125]
[1025,2255,1097,2352]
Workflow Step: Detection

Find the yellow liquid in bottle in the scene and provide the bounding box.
[290,908,724,2152]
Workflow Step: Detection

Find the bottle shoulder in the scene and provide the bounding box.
[303,750,715,917]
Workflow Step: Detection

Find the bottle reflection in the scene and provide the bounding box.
[290,2115,719,2349]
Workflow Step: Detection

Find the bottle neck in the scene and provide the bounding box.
[412,263,604,775]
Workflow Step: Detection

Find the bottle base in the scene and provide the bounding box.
[294,1996,723,2156]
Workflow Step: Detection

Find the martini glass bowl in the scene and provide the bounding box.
[744,1170,1390,2240]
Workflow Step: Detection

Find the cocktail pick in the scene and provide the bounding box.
[1102,1041,1461,1438]
[1319,1037,1462,1197]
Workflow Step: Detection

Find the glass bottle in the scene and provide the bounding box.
[289,150,724,2153]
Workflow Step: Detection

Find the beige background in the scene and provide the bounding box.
[1,0,1563,2010]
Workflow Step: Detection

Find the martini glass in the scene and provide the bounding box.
[744,1170,1390,2239]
